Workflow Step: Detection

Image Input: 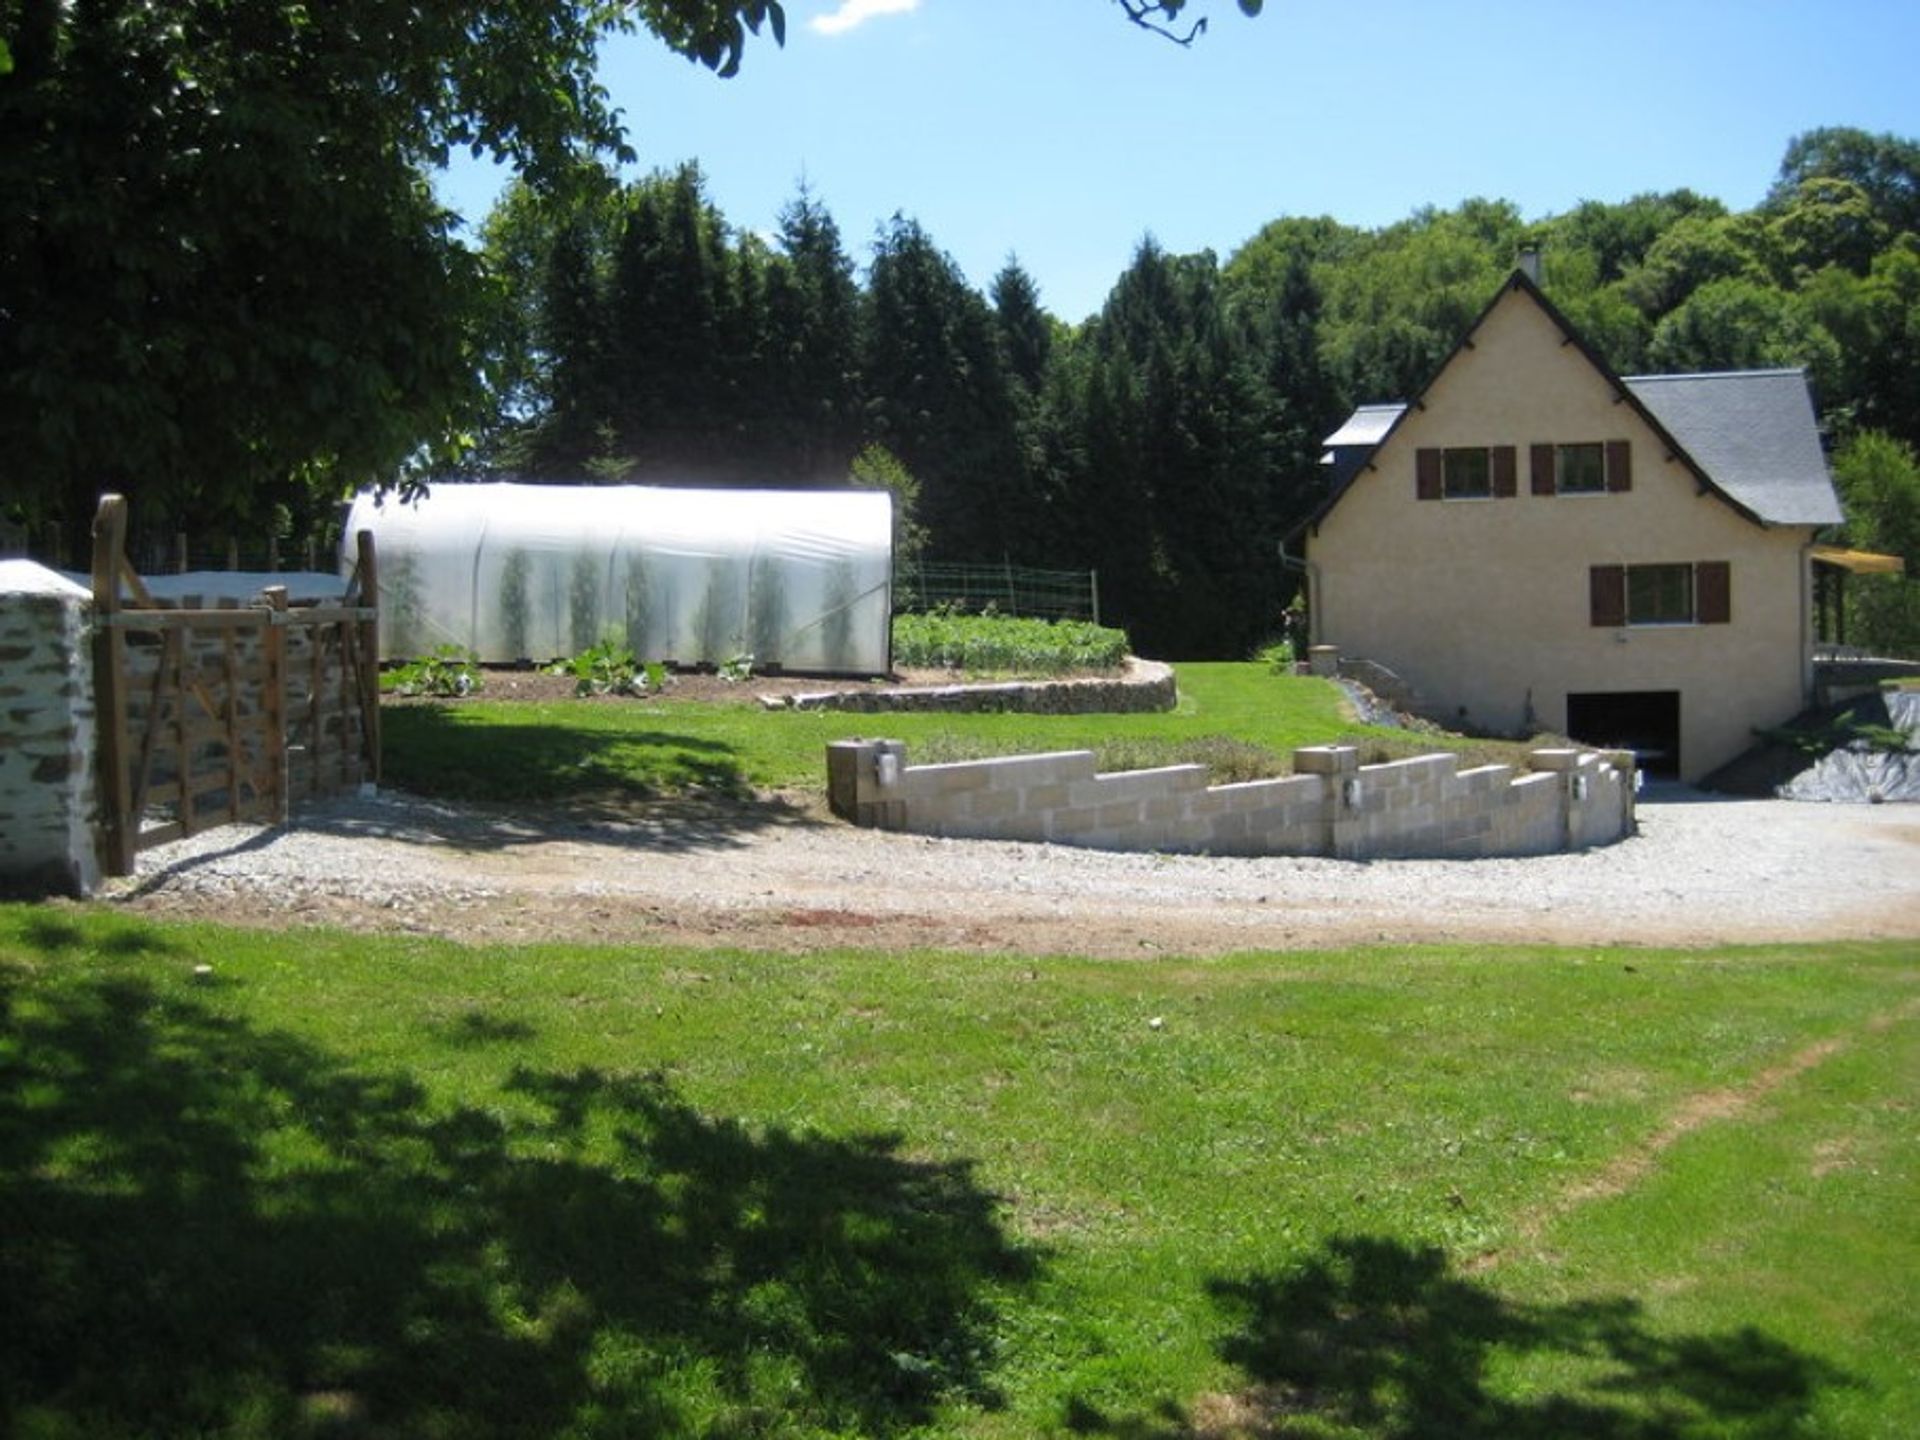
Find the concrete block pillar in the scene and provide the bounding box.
[826,738,909,830]
[0,562,100,896]
[1295,744,1361,859]
[1308,644,1341,678]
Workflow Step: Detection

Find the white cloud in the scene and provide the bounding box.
[808,0,921,37]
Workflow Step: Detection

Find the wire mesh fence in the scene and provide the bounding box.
[2,520,345,576]
[894,562,1100,624]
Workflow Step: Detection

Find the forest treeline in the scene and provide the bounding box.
[468,126,1920,658]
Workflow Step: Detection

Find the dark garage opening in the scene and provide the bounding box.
[1567,690,1682,778]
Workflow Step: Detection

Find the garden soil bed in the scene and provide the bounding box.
[407,666,1014,707]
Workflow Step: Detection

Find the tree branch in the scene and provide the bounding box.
[1114,1,1207,46]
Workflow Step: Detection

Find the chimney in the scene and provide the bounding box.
[1517,245,1543,286]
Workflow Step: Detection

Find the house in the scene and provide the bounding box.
[1299,268,1845,783]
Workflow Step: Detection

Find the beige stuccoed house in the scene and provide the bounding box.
[1298,268,1845,783]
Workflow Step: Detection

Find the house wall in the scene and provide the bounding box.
[1308,291,1813,782]
[827,739,1636,860]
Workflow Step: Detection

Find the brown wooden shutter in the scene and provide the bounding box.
[1416,448,1442,501]
[1590,565,1626,627]
[1696,560,1730,624]
[1606,439,1632,492]
[1492,445,1518,498]
[1531,444,1555,495]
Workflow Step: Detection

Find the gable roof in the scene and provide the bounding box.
[1302,270,1843,533]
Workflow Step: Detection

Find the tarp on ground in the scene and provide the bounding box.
[1776,689,1920,803]
[343,483,894,675]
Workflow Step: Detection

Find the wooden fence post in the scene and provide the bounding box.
[91,495,136,877]
[356,529,382,785]
[262,586,290,825]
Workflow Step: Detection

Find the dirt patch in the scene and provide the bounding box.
[400,665,1058,708]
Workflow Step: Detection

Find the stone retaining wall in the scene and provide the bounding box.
[773,658,1177,715]
[828,739,1636,860]
[0,563,98,895]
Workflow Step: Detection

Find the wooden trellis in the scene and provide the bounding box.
[90,494,381,877]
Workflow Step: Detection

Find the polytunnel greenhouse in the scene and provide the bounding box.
[343,483,895,675]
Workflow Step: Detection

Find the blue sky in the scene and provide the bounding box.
[440,0,1920,323]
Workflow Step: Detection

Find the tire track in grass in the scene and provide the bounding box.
[1467,995,1920,1274]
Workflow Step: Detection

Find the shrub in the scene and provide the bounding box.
[1251,637,1296,673]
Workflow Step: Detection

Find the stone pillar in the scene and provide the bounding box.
[0,562,100,896]
[1308,644,1341,679]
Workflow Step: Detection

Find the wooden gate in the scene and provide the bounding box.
[90,495,382,877]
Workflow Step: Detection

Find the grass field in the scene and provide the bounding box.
[382,664,1509,804]
[4,908,1914,1438]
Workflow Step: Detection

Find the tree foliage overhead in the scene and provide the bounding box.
[1,0,1913,661]
[0,0,789,538]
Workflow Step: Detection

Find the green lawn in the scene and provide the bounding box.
[4,908,1914,1438]
[382,664,1487,804]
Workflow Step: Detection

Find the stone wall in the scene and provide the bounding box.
[0,563,99,896]
[827,739,1635,860]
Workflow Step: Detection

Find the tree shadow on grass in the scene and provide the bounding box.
[0,959,1036,1438]
[1066,1235,1849,1439]
[383,705,761,808]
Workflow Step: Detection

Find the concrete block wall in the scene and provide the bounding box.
[828,739,1635,860]
[0,563,99,896]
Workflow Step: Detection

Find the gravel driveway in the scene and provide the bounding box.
[106,785,1920,956]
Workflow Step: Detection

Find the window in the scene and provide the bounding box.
[1627,563,1693,623]
[1443,447,1491,499]
[1557,442,1606,494]
[1531,440,1632,495]
[1417,445,1516,500]
[1589,561,1730,627]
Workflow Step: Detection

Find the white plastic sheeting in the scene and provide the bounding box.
[343,483,894,675]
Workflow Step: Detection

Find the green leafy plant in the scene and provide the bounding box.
[548,635,667,698]
[1251,636,1296,673]
[890,610,1128,675]
[892,609,1129,674]
[382,645,483,698]
[718,652,755,683]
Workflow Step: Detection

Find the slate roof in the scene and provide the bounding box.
[1620,369,1843,526]
[1305,270,1845,533]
